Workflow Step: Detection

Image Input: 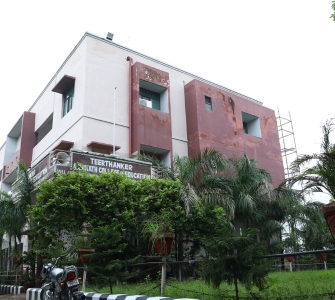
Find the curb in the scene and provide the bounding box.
[26,289,198,300]
[0,285,24,295]
[26,289,40,300]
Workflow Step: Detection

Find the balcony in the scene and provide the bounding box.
[2,149,20,182]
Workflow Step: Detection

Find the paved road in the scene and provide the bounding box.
[0,294,26,300]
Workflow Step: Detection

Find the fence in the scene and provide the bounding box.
[0,273,23,286]
[3,249,335,298]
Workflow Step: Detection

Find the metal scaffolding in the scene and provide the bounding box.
[277,108,298,179]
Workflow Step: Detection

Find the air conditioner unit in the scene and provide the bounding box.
[55,152,71,166]
[139,98,152,108]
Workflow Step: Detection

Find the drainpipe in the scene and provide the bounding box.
[126,56,133,157]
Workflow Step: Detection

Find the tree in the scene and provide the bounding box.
[0,162,34,243]
[134,149,233,264]
[288,119,335,198]
[201,227,270,300]
[0,162,34,271]
[280,121,335,255]
[281,191,325,251]
[85,225,140,294]
[28,169,185,259]
[134,148,233,215]
[279,188,332,253]
[30,168,183,238]
[181,205,230,260]
[300,205,335,250]
[331,1,335,21]
[221,155,286,253]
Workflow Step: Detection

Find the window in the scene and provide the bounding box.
[140,144,171,167]
[242,112,262,138]
[205,96,212,111]
[139,80,169,113]
[52,75,76,117]
[63,86,74,116]
[243,122,248,134]
[140,88,160,110]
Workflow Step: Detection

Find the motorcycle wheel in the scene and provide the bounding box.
[40,289,56,300]
[60,288,74,300]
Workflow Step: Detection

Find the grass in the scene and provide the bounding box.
[85,269,335,299]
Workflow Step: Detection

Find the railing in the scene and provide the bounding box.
[0,274,23,286]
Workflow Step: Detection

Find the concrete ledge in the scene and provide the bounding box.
[26,289,198,300]
[26,288,41,300]
[0,285,24,295]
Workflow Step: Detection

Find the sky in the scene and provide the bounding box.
[0,1,334,202]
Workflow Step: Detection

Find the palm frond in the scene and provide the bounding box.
[287,119,335,198]
[134,148,232,214]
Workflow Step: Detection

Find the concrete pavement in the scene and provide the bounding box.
[0,294,26,300]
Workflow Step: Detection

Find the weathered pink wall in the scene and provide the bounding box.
[20,111,37,167]
[184,79,285,187]
[2,112,36,181]
[131,62,173,156]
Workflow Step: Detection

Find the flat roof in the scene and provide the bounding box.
[28,31,262,113]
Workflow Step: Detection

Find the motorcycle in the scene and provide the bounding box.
[40,254,86,300]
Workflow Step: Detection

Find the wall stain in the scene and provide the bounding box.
[229,97,235,115]
[219,91,225,102]
[200,133,208,140]
[150,113,168,127]
[144,67,168,86]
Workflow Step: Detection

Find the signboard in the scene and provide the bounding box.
[71,153,151,179]
[29,155,53,186]
[28,151,151,186]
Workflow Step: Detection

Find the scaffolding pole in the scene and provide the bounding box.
[277,108,298,179]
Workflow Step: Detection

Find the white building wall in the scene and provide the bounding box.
[32,118,85,167]
[81,117,129,158]
[30,40,87,166]
[12,34,193,167]
[3,32,202,178]
[84,36,191,157]
[84,40,130,128]
[169,78,189,148]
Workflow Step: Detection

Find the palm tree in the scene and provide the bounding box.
[226,155,274,223]
[0,162,34,271]
[331,1,335,21]
[222,155,287,252]
[281,119,335,256]
[134,148,233,264]
[281,191,324,251]
[0,192,24,271]
[134,148,233,214]
[299,204,335,250]
[0,162,34,238]
[278,190,328,271]
[288,118,335,198]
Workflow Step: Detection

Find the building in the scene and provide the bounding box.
[0,32,285,265]
[0,31,284,191]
